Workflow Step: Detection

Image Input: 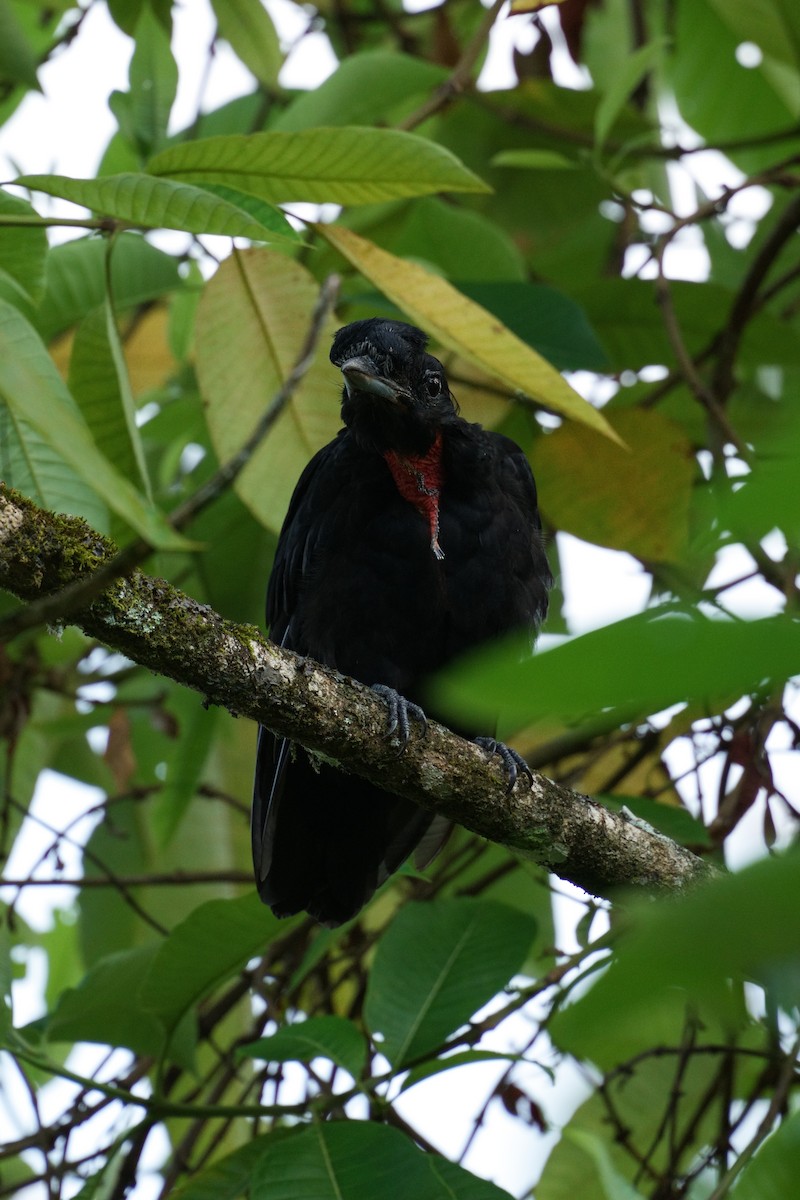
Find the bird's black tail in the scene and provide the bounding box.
[252,728,447,926]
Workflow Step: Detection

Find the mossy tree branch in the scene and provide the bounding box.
[0,485,714,900]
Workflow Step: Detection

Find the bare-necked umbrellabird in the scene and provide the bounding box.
[252,318,553,925]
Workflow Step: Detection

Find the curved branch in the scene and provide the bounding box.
[0,486,714,901]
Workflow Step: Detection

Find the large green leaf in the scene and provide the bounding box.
[705,0,800,73]
[273,51,448,131]
[432,609,800,732]
[0,187,47,303]
[17,173,297,242]
[122,1,177,157]
[458,282,607,371]
[42,944,194,1066]
[37,233,180,342]
[147,127,490,205]
[251,1122,514,1200]
[735,1110,800,1200]
[574,278,798,374]
[0,0,39,90]
[139,893,283,1037]
[364,898,536,1068]
[345,197,526,284]
[667,0,796,171]
[0,299,186,547]
[195,247,342,532]
[549,851,800,1066]
[594,38,666,149]
[0,384,107,534]
[68,306,145,497]
[239,1015,367,1079]
[211,0,282,88]
[169,1135,285,1200]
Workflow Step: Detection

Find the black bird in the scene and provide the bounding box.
[252,318,553,925]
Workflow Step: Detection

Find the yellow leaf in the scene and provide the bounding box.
[124,307,176,395]
[531,408,694,562]
[49,306,176,396]
[315,223,616,440]
[196,247,341,532]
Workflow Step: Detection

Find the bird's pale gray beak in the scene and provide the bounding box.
[340,356,409,405]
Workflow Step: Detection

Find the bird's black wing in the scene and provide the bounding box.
[494,433,553,634]
[264,432,349,648]
[251,435,345,904]
[252,432,441,925]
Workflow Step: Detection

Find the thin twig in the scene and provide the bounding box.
[712,193,800,403]
[398,0,506,132]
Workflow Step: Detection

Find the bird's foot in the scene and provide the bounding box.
[372,684,427,751]
[474,737,533,793]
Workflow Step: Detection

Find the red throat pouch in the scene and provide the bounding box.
[383,432,445,560]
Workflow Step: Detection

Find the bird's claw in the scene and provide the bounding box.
[474,737,533,793]
[372,684,427,751]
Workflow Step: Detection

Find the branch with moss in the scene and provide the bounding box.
[0,485,714,901]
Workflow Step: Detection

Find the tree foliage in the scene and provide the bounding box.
[1,1,799,1198]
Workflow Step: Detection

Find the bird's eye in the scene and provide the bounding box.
[425,372,443,398]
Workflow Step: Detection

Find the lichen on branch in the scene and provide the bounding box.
[0,485,714,899]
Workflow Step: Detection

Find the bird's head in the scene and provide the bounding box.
[331,319,458,455]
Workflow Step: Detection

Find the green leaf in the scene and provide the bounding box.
[211,0,282,88]
[149,698,218,847]
[17,173,298,242]
[0,187,48,303]
[42,944,182,1062]
[147,127,490,205]
[239,1015,367,1079]
[491,149,578,169]
[196,247,341,532]
[68,307,143,489]
[564,1130,647,1200]
[432,609,800,733]
[126,1,178,156]
[351,197,526,284]
[704,0,800,73]
[666,1,795,172]
[365,898,536,1067]
[37,233,180,342]
[170,1135,286,1200]
[0,0,40,91]
[0,376,107,533]
[0,299,187,549]
[251,1122,514,1200]
[0,920,12,1039]
[457,281,607,371]
[139,893,283,1037]
[735,1110,800,1200]
[273,51,448,131]
[197,183,300,242]
[401,1048,522,1093]
[549,851,800,1067]
[594,38,667,149]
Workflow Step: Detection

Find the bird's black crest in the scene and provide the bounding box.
[330,318,428,367]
